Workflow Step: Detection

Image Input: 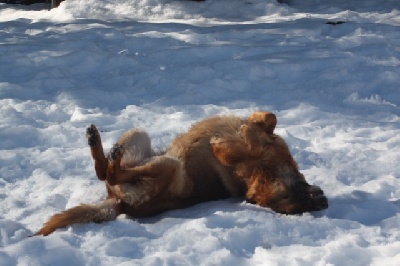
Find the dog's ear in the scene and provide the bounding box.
[248,112,277,134]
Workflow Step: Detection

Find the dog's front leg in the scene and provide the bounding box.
[86,124,108,181]
[210,120,267,166]
[239,124,263,155]
[210,136,255,166]
[247,111,277,134]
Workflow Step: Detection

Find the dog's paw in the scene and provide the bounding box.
[108,144,124,162]
[86,124,100,147]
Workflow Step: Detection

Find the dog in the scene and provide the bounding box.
[34,111,328,236]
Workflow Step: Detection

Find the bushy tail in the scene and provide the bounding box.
[34,198,120,236]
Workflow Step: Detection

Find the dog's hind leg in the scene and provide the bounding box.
[106,145,182,185]
[106,147,187,206]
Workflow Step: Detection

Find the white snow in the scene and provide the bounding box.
[1,0,400,265]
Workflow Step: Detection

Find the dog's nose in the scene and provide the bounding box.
[308,185,324,198]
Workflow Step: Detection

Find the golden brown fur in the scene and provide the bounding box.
[35,112,327,236]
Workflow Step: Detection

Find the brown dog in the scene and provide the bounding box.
[35,112,328,236]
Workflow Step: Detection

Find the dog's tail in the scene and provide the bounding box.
[34,198,121,236]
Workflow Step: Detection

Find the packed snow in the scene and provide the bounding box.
[1,0,399,265]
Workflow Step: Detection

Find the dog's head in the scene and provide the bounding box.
[213,112,328,214]
[243,137,328,214]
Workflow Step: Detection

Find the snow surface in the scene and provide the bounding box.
[1,0,400,265]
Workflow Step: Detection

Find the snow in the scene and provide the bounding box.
[0,0,399,265]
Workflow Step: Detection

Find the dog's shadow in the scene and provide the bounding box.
[322,190,400,226]
[136,198,258,224]
[139,190,400,228]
